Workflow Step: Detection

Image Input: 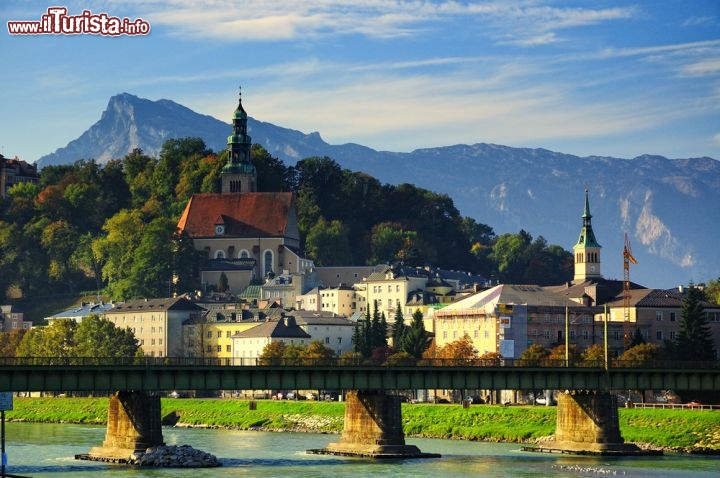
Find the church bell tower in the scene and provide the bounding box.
[221,87,257,193]
[573,189,602,282]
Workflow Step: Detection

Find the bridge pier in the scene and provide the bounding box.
[83,391,164,462]
[308,390,439,458]
[537,391,656,455]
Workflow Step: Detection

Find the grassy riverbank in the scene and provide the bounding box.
[7,397,719,452]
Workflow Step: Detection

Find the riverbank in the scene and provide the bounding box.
[7,397,719,453]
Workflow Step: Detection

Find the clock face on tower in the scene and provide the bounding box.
[590,265,596,273]
[215,224,225,235]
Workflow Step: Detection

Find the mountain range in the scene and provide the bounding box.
[36,93,720,289]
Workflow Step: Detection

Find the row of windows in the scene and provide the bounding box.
[371,285,401,293]
[134,327,163,334]
[138,338,163,345]
[207,330,242,338]
[213,249,274,275]
[113,315,163,323]
[442,330,491,339]
[655,311,677,321]
[575,252,599,263]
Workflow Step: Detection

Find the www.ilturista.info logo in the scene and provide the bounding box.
[7,6,150,36]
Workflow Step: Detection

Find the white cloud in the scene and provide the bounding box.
[680,58,720,77]
[137,0,635,45]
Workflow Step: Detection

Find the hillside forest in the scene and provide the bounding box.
[2,137,583,301]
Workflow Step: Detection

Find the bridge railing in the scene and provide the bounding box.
[0,356,717,369]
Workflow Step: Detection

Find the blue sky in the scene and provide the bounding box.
[2,0,719,163]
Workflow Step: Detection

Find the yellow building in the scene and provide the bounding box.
[433,284,598,358]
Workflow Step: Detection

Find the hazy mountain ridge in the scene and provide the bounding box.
[35,94,720,288]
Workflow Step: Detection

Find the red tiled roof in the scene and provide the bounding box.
[177,192,294,238]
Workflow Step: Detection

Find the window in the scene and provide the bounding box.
[239,249,250,258]
[656,330,663,340]
[670,312,676,322]
[215,250,225,259]
[206,345,212,353]
[217,345,221,352]
[226,331,231,338]
[207,331,212,338]
[670,331,676,340]
[325,337,330,344]
[263,250,273,276]
[583,330,589,340]
[570,330,575,339]
[217,331,222,338]
[226,345,231,352]
[656,311,663,321]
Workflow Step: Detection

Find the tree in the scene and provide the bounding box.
[217,272,229,293]
[303,341,336,365]
[616,343,662,366]
[438,335,477,362]
[629,328,645,348]
[672,285,715,361]
[73,315,141,361]
[400,310,431,359]
[391,303,406,348]
[703,277,720,304]
[305,218,353,266]
[259,341,286,365]
[370,300,387,350]
[518,343,549,366]
[369,222,422,265]
[581,344,606,366]
[548,344,582,366]
[16,319,77,360]
[0,329,26,357]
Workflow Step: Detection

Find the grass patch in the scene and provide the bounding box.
[7,397,719,451]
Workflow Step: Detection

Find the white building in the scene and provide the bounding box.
[231,316,311,362]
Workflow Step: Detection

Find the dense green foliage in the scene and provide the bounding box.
[0,139,574,303]
[8,397,719,451]
[15,315,141,359]
[258,340,336,365]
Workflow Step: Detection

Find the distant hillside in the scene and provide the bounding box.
[36,94,720,288]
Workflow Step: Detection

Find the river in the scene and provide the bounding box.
[2,422,718,477]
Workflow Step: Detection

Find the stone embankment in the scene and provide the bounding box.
[129,444,221,467]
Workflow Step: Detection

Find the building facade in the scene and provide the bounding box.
[103,297,204,357]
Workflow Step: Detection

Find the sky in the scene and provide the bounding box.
[1,0,719,164]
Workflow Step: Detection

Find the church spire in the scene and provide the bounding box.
[573,188,602,282]
[221,86,257,193]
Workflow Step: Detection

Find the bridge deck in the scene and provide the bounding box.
[0,358,717,392]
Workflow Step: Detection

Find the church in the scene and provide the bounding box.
[177,91,313,294]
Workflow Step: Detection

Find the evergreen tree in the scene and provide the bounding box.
[400,309,431,359]
[369,300,387,350]
[629,328,645,348]
[378,311,389,348]
[674,285,716,361]
[392,302,406,348]
[356,310,372,358]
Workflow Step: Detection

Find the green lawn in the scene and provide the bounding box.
[8,397,718,451]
